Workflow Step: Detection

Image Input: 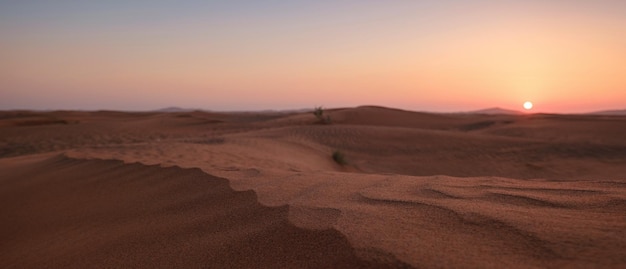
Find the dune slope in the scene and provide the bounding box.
[0,155,407,268]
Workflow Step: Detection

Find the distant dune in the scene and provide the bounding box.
[588,109,626,116]
[1,106,625,268]
[465,107,524,115]
[154,106,197,113]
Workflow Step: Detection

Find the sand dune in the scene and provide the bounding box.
[1,106,625,268]
[0,155,405,268]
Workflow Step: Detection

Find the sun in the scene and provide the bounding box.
[523,101,533,110]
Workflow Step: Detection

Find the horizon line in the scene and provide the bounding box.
[2,105,625,116]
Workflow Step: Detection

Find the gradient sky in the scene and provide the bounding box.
[1,0,625,112]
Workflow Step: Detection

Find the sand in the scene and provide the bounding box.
[1,106,625,268]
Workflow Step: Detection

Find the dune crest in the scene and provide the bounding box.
[0,155,408,268]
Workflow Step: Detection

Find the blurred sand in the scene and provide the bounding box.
[1,106,625,268]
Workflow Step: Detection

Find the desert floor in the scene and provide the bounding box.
[1,106,625,268]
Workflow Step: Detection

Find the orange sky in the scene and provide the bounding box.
[1,1,625,112]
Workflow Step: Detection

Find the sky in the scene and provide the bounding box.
[1,0,625,113]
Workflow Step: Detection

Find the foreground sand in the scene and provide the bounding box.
[1,106,625,268]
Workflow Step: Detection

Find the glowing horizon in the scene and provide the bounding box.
[1,1,625,113]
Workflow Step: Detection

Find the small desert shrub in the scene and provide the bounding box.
[332,150,347,165]
[313,106,332,124]
[313,106,323,118]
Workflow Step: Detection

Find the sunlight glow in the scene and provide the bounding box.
[523,101,533,110]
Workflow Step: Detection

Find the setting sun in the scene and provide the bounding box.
[523,101,533,110]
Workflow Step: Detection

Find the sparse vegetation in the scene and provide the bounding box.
[332,150,347,165]
[313,106,332,124]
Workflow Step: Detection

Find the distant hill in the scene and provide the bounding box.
[154,107,196,113]
[466,107,524,115]
[154,107,314,114]
[588,109,626,116]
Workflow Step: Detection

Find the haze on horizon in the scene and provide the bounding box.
[1,0,625,113]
